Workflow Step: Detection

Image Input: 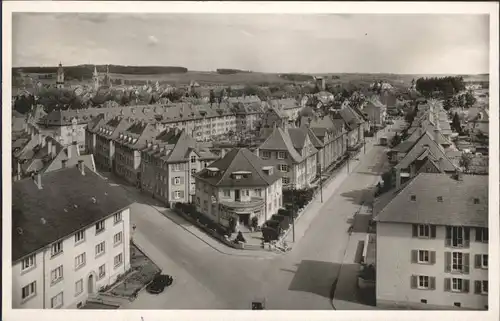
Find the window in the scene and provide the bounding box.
[95,220,105,234]
[191,168,197,174]
[114,253,123,267]
[114,212,122,224]
[255,189,262,197]
[174,191,181,199]
[481,281,488,294]
[279,164,289,172]
[481,254,488,268]
[283,177,290,184]
[173,164,181,171]
[418,250,429,263]
[51,241,63,257]
[410,195,416,201]
[98,264,106,279]
[191,156,196,163]
[51,292,63,308]
[114,232,123,246]
[75,279,83,296]
[446,226,468,247]
[245,190,250,196]
[452,252,463,271]
[474,198,480,204]
[95,241,106,257]
[51,265,63,284]
[21,281,36,300]
[74,230,85,244]
[437,196,443,202]
[223,189,231,197]
[262,151,270,159]
[475,227,488,243]
[418,276,429,289]
[174,177,181,185]
[418,224,430,238]
[452,278,464,292]
[21,254,36,271]
[74,253,86,270]
[278,152,286,159]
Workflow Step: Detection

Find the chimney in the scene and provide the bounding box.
[78,160,85,175]
[67,145,72,159]
[62,159,67,168]
[394,168,401,190]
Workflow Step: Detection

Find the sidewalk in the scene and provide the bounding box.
[281,137,378,247]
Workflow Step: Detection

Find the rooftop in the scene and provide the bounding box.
[374,173,488,228]
[12,167,132,262]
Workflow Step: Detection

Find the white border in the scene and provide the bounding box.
[2,2,499,321]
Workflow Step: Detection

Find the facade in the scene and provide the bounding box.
[374,173,488,310]
[193,148,283,229]
[12,166,132,309]
[140,129,219,205]
[363,96,387,128]
[257,126,318,189]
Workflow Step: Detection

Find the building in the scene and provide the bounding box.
[56,63,64,90]
[257,126,318,189]
[363,96,387,129]
[268,98,302,125]
[261,106,288,129]
[374,173,488,310]
[140,128,218,205]
[193,148,283,230]
[12,165,132,309]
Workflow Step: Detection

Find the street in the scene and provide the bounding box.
[104,129,392,310]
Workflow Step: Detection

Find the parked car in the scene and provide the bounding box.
[146,274,173,294]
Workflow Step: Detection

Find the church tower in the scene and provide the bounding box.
[93,66,99,91]
[56,62,64,89]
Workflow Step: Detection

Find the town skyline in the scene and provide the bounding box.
[13,13,490,74]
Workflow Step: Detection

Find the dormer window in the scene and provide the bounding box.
[437,196,443,202]
[410,195,416,201]
[474,198,480,204]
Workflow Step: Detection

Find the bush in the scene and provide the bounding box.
[251,216,259,229]
[228,217,237,233]
[265,220,282,234]
[262,226,279,242]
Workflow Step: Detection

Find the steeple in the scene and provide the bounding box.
[93,65,99,91]
[56,62,64,89]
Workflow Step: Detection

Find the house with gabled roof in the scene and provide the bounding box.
[393,131,458,185]
[363,96,387,129]
[373,173,488,310]
[300,114,347,172]
[192,148,283,230]
[256,125,318,189]
[140,128,219,205]
[333,106,366,151]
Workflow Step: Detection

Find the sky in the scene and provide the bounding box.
[12,13,490,74]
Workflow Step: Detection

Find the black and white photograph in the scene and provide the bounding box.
[2,1,499,320]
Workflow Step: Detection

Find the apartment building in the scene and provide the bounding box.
[12,165,132,309]
[268,98,302,125]
[140,128,218,205]
[374,173,488,310]
[300,114,347,172]
[193,148,283,229]
[363,96,387,129]
[257,126,318,189]
[113,121,158,187]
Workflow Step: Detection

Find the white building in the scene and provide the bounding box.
[193,148,283,229]
[374,173,488,310]
[12,165,132,309]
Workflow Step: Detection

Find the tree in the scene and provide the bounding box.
[451,112,462,133]
[465,91,477,108]
[459,153,473,173]
[209,89,216,104]
[381,171,394,192]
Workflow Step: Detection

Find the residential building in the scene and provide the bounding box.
[332,106,366,151]
[261,106,288,129]
[193,148,283,229]
[12,165,132,309]
[268,98,302,125]
[363,96,387,129]
[374,173,488,310]
[140,128,218,205]
[257,126,318,189]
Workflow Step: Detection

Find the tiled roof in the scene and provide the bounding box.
[395,132,456,172]
[374,173,488,228]
[12,167,132,262]
[258,127,303,163]
[193,148,281,187]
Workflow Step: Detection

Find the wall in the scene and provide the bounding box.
[12,209,130,309]
[376,222,488,310]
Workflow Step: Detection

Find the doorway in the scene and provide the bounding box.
[88,274,94,294]
[238,213,250,226]
[235,189,241,202]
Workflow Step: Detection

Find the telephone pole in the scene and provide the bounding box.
[319,166,323,203]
